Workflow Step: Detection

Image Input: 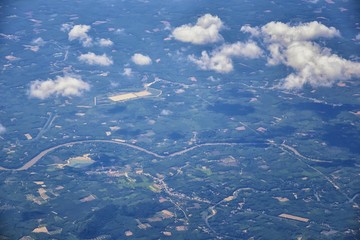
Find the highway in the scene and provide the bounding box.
[0,139,268,171]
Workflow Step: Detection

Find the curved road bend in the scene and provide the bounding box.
[0,140,268,171]
[280,142,332,163]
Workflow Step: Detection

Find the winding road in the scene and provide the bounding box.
[0,137,343,198]
[280,142,332,163]
[0,140,267,171]
[0,138,353,233]
[0,139,339,172]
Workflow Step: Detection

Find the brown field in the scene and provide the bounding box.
[279,213,309,222]
[24,133,33,140]
[109,90,151,102]
[135,90,152,97]
[32,226,49,234]
[38,188,50,200]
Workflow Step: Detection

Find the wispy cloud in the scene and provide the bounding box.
[61,23,72,32]
[78,52,113,66]
[355,33,360,41]
[122,67,133,77]
[32,37,46,46]
[131,53,152,65]
[172,14,224,45]
[29,75,90,99]
[0,124,6,134]
[24,37,46,52]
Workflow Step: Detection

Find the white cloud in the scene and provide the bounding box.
[24,37,46,52]
[98,38,113,47]
[241,21,360,89]
[78,52,113,66]
[160,109,172,116]
[189,41,263,73]
[61,23,72,32]
[240,25,260,37]
[172,14,224,45]
[122,67,133,77]
[68,24,93,47]
[32,37,45,46]
[29,75,90,99]
[161,20,171,31]
[280,41,360,89]
[260,21,340,46]
[251,21,340,66]
[0,124,6,134]
[355,33,360,41]
[131,53,152,65]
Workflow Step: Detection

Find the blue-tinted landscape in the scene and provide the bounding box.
[0,0,359,239]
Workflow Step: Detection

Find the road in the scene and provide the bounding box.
[0,138,343,203]
[0,140,268,171]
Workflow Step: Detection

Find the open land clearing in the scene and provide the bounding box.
[108,88,161,102]
[109,90,151,102]
[279,213,309,222]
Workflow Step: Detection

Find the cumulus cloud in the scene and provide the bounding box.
[78,52,113,66]
[98,38,113,47]
[172,14,224,45]
[280,42,360,89]
[241,21,360,89]
[240,25,260,37]
[131,53,152,65]
[189,41,263,73]
[68,25,93,47]
[260,21,340,46]
[0,124,6,134]
[29,75,90,99]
